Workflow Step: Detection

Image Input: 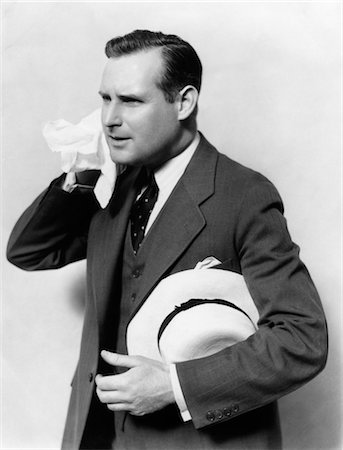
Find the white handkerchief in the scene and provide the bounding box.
[42,109,117,208]
[194,256,222,270]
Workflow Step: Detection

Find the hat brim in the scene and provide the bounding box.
[127,268,259,362]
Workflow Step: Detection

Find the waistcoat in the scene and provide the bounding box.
[115,221,155,367]
[111,220,159,441]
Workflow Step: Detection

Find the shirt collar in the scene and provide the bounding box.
[153,132,200,194]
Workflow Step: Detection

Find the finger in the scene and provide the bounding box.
[95,373,125,391]
[101,350,141,369]
[96,387,129,405]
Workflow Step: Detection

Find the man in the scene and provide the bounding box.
[7,30,328,449]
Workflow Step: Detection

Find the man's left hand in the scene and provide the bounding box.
[95,350,175,416]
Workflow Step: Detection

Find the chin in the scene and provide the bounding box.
[109,151,141,167]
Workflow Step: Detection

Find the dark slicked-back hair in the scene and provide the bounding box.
[105,29,202,103]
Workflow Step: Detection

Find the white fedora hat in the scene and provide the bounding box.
[127,267,259,364]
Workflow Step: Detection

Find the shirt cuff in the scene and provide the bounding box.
[169,364,192,422]
[62,172,77,192]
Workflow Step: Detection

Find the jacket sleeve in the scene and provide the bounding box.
[7,175,100,270]
[175,178,328,429]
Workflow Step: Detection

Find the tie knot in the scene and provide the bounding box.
[136,168,158,198]
[147,171,158,191]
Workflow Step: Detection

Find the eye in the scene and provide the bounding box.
[99,92,111,103]
[120,96,142,104]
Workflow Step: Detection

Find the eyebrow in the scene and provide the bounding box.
[98,90,145,102]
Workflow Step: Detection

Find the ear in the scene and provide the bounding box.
[177,85,199,121]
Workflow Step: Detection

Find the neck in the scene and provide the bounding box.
[146,124,198,170]
[175,126,198,156]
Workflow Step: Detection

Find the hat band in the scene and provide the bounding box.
[157,298,256,350]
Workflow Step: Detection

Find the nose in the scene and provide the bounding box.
[102,102,123,128]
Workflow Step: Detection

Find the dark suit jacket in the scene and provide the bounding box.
[7,135,328,449]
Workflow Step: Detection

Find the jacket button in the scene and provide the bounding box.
[131,293,137,301]
[215,410,223,419]
[232,404,239,413]
[223,407,232,417]
[88,372,94,382]
[206,410,216,422]
[132,269,141,278]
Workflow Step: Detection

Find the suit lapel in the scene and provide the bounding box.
[131,136,218,319]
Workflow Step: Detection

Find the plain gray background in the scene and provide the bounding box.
[2,2,341,448]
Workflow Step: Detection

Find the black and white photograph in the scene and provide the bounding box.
[2,2,341,449]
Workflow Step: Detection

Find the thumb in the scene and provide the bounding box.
[100,350,140,369]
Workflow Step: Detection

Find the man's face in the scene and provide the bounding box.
[99,49,181,168]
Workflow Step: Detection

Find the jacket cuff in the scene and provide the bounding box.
[169,364,191,422]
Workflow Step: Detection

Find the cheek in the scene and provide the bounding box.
[129,113,159,139]
[128,105,177,142]
[148,108,178,135]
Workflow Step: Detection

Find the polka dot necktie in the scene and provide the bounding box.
[130,170,159,254]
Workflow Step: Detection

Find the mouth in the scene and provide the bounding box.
[108,135,130,141]
[108,135,131,147]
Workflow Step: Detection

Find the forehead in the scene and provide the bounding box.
[100,48,165,94]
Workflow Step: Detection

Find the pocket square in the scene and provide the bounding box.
[194,256,222,270]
